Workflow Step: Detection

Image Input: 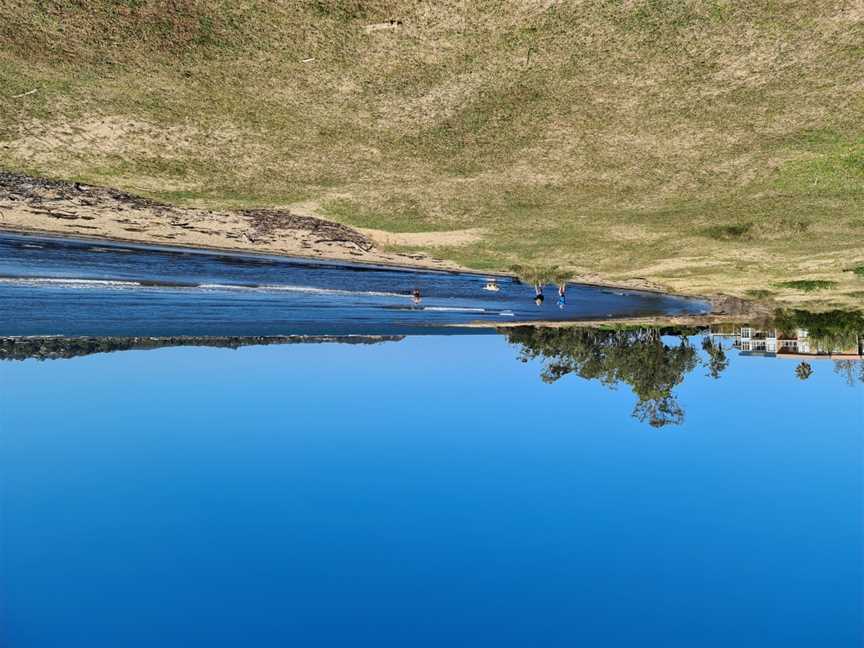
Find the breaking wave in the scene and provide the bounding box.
[0,277,142,288]
[0,276,408,298]
[422,306,488,313]
[198,283,406,297]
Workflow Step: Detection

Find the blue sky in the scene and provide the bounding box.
[1,335,862,647]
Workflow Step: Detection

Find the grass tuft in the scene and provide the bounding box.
[701,223,753,241]
[774,280,839,293]
[745,289,775,299]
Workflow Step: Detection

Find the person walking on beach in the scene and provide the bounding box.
[534,282,544,307]
[557,283,566,309]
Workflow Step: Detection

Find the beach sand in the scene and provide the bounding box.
[0,171,463,273]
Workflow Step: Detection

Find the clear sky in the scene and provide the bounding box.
[1,335,862,647]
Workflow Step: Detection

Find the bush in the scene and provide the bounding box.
[775,279,838,292]
[701,223,753,241]
[745,289,775,299]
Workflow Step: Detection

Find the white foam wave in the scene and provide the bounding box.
[88,246,131,253]
[0,278,502,313]
[0,277,410,297]
[423,306,487,313]
[0,277,141,288]
[199,283,405,298]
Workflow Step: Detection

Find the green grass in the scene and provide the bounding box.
[774,280,839,293]
[848,266,864,278]
[322,198,447,233]
[774,136,864,197]
[745,289,776,300]
[1,1,863,307]
[701,223,753,241]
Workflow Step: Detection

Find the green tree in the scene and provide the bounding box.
[506,327,699,427]
[774,309,864,353]
[795,362,814,381]
[701,337,729,380]
[833,360,864,386]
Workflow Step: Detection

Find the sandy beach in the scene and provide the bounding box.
[0,171,465,273]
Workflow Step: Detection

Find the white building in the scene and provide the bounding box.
[710,326,862,359]
[736,327,811,355]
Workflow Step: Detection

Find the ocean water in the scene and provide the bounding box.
[1,334,861,647]
[0,231,707,336]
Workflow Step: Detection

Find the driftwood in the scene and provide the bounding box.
[0,171,166,213]
[0,170,378,256]
[28,207,80,219]
[243,209,374,252]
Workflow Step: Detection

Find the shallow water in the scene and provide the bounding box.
[0,232,707,335]
[1,334,862,647]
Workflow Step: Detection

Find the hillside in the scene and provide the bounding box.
[1,1,863,307]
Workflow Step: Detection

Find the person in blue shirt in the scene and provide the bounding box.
[557,283,566,309]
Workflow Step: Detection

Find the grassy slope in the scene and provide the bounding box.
[1,0,862,307]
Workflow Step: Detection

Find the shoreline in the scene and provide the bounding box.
[0,224,728,305]
[465,313,769,330]
[0,171,737,307]
[0,225,460,275]
[0,170,470,274]
[1,171,778,321]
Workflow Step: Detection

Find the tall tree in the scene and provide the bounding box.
[832,360,864,386]
[701,337,729,380]
[506,327,699,427]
